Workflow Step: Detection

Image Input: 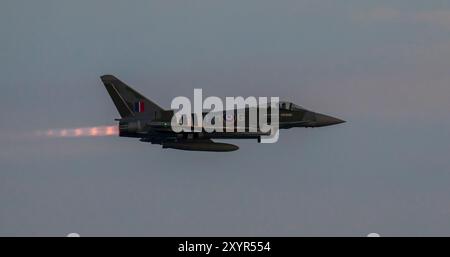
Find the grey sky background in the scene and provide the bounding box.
[1,0,450,236]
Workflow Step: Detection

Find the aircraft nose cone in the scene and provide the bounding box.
[314,113,346,127]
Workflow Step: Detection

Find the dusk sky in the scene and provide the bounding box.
[1,0,450,236]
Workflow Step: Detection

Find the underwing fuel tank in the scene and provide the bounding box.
[162,141,239,152]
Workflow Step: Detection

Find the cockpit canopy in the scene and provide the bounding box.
[279,101,305,111]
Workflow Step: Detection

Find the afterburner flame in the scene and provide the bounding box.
[39,125,118,138]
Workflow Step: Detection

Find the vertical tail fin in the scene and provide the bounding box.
[100,75,164,119]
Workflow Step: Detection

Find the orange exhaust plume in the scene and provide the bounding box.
[39,125,118,138]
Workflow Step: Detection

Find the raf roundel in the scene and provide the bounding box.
[225,114,234,122]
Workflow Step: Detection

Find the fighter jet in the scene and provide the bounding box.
[100,75,345,152]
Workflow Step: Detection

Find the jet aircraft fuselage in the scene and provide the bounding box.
[101,75,345,151]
